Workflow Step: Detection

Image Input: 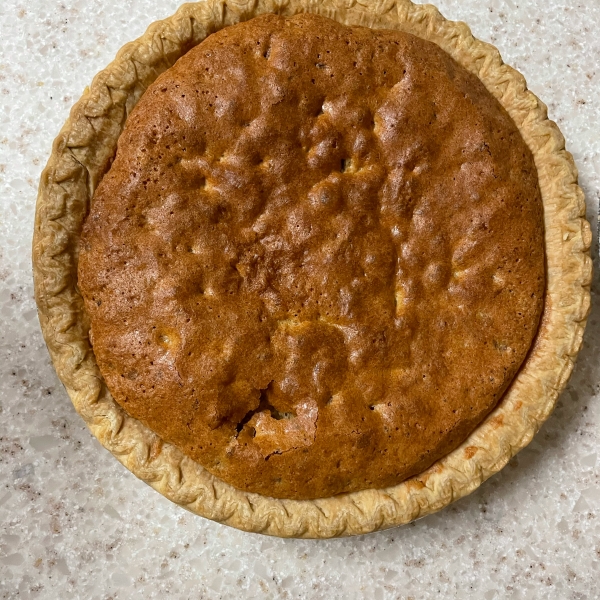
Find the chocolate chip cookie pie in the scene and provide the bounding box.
[33,0,591,537]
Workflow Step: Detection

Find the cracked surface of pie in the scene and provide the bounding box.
[78,13,545,500]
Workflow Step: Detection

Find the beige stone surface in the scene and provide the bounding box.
[1,0,599,596]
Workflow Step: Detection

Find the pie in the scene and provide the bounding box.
[33,0,591,537]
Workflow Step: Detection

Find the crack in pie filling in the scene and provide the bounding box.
[78,13,545,500]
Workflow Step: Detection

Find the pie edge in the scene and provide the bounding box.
[32,0,592,538]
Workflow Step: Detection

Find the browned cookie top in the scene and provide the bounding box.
[78,13,544,499]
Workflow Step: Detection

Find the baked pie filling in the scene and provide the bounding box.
[78,14,545,500]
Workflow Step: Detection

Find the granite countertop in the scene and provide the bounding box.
[1,1,599,598]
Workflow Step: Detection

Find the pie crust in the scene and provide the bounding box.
[33,0,592,537]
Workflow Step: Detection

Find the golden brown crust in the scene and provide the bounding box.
[33,0,591,535]
[78,13,545,499]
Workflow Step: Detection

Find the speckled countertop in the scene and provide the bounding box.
[1,1,599,598]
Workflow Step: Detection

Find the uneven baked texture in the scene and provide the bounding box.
[78,13,544,499]
[34,0,591,535]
